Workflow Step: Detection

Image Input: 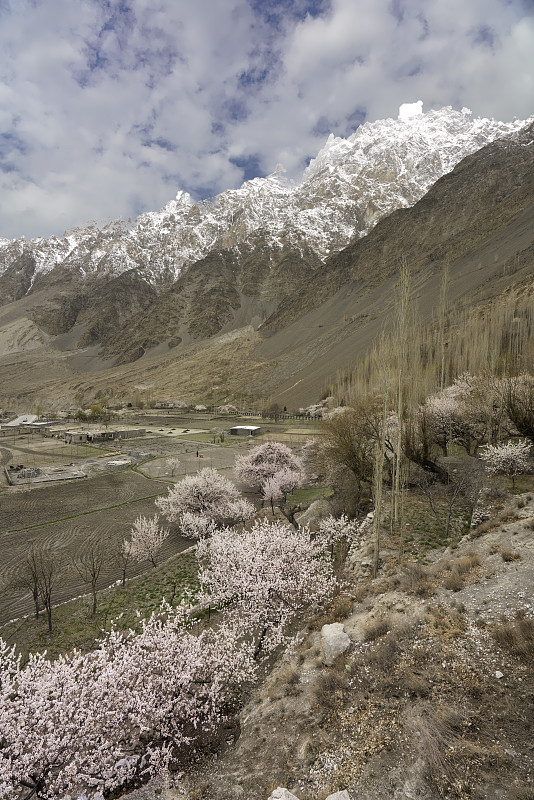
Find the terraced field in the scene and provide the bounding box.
[0,470,190,625]
[0,471,163,532]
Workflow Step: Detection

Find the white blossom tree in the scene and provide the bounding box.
[0,604,255,800]
[156,468,254,538]
[262,467,303,515]
[166,456,180,478]
[235,442,304,493]
[316,513,362,554]
[480,439,531,489]
[124,515,169,568]
[262,474,283,514]
[197,519,335,658]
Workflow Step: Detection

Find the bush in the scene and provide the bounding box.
[454,553,481,573]
[444,572,464,592]
[501,548,521,562]
[364,632,399,669]
[314,671,349,709]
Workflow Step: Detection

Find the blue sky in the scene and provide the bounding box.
[0,0,533,239]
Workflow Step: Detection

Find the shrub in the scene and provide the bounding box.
[501,548,521,562]
[454,553,481,573]
[364,632,399,669]
[399,563,433,596]
[314,671,349,709]
[444,572,464,592]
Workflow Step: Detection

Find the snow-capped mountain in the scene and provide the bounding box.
[0,105,531,299]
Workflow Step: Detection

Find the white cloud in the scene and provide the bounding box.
[0,0,533,239]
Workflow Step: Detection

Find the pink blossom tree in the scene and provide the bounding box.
[124,515,169,568]
[480,439,531,489]
[197,519,335,658]
[423,374,503,456]
[155,467,254,539]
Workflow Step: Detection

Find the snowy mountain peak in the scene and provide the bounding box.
[1,106,532,296]
[398,100,424,119]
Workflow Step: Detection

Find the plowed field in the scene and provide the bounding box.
[0,471,190,624]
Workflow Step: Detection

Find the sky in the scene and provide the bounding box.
[1,0,533,240]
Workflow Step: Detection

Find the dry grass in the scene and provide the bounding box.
[397,563,434,597]
[493,613,534,661]
[428,605,468,638]
[308,593,354,630]
[470,518,498,536]
[444,572,465,591]
[352,582,371,603]
[364,631,399,670]
[361,614,391,642]
[454,552,482,573]
[408,704,466,793]
[275,665,301,696]
[395,666,430,697]
[313,670,349,710]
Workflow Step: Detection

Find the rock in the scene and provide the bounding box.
[495,670,504,679]
[321,622,351,665]
[295,497,332,529]
[267,789,300,800]
[325,792,351,800]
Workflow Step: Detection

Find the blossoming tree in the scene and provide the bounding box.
[0,605,254,799]
[480,439,531,488]
[156,467,254,538]
[124,514,169,568]
[197,519,334,658]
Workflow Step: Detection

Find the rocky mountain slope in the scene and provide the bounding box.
[0,107,533,409]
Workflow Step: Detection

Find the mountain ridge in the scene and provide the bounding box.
[1,106,530,297]
[0,108,533,408]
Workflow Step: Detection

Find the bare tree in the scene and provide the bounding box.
[72,542,107,616]
[33,548,61,633]
[417,463,483,539]
[17,542,42,619]
[504,375,534,444]
[113,540,134,589]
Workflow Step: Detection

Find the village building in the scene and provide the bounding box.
[229,425,261,436]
